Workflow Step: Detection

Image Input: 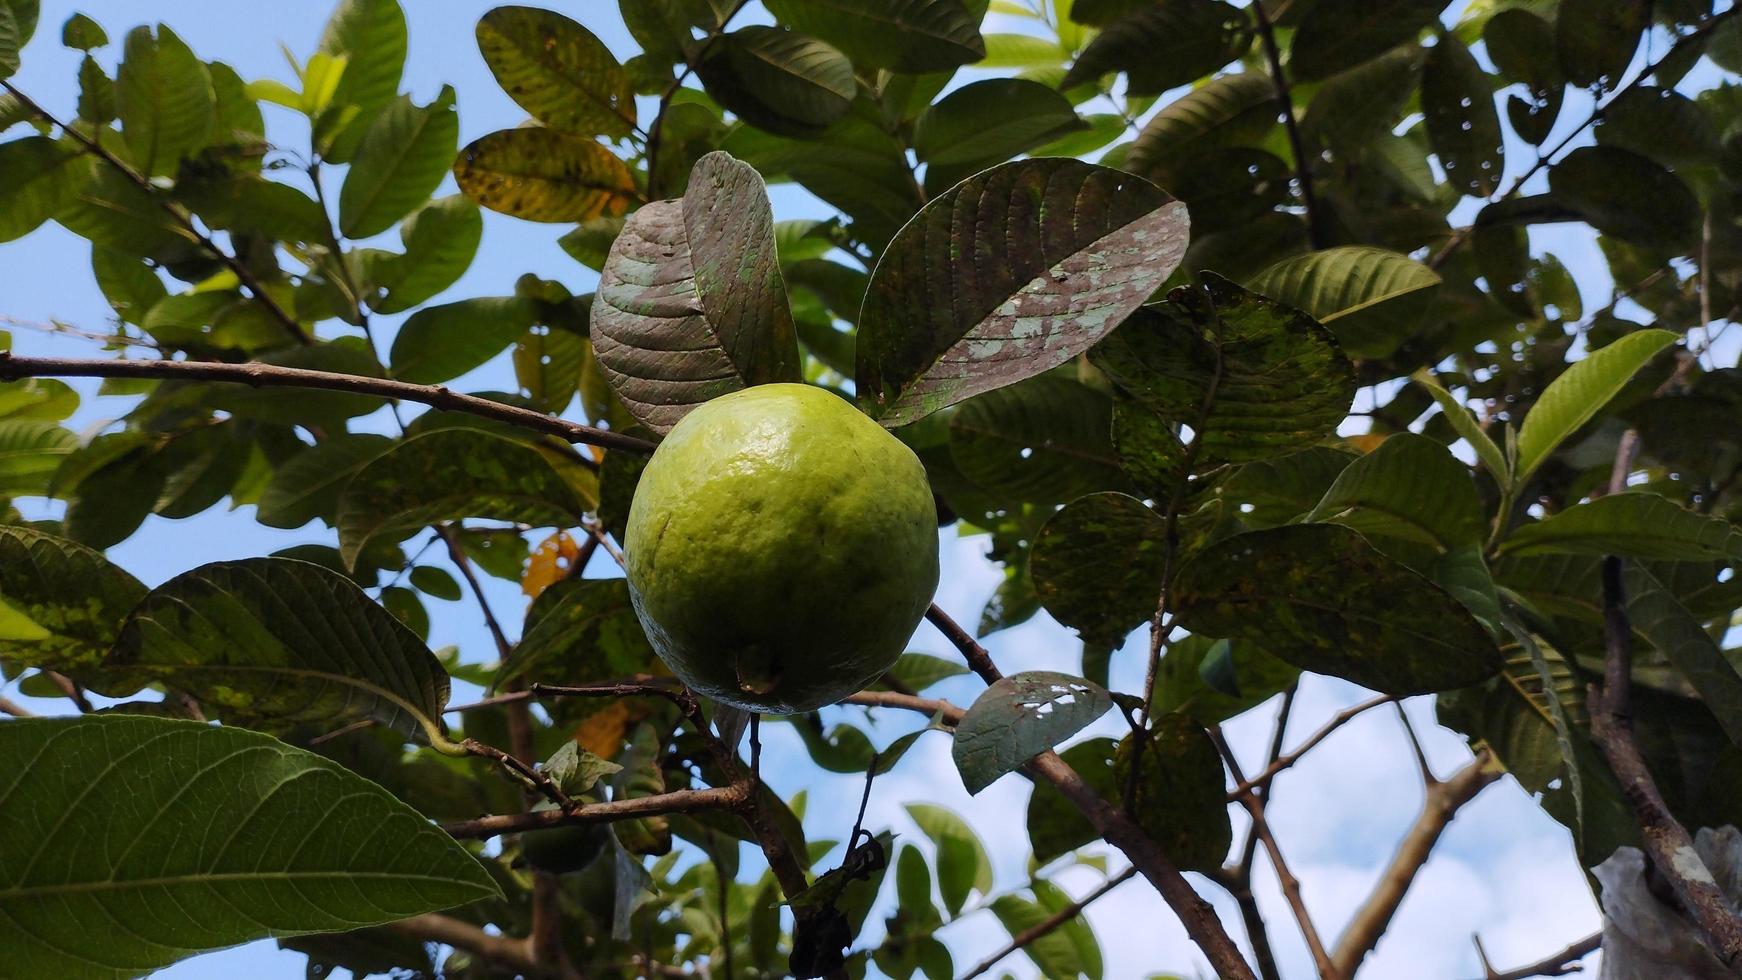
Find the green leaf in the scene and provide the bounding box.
[0,714,497,979]
[369,194,484,313]
[695,26,856,137]
[91,244,167,323]
[1287,0,1445,82]
[883,651,969,692]
[1501,493,1742,561]
[858,158,1188,427]
[1151,634,1299,723]
[992,887,1103,980]
[257,433,394,529]
[0,377,77,421]
[476,5,635,138]
[109,557,454,742]
[1060,0,1249,96]
[0,418,76,496]
[338,86,459,239]
[1174,523,1502,696]
[1026,737,1116,862]
[314,0,407,161]
[1124,71,1275,177]
[0,525,146,677]
[591,150,800,433]
[500,577,658,687]
[1245,246,1441,359]
[1219,446,1356,525]
[952,670,1113,794]
[337,428,595,569]
[1421,32,1503,197]
[981,32,1064,68]
[177,174,328,244]
[56,156,192,259]
[1555,0,1647,89]
[1113,717,1231,873]
[912,78,1082,192]
[75,53,115,124]
[904,803,992,915]
[558,215,627,271]
[1624,565,1742,751]
[115,24,214,176]
[389,296,537,385]
[1513,328,1676,486]
[543,739,623,796]
[1411,369,1509,483]
[948,375,1129,505]
[279,928,433,980]
[514,323,587,413]
[1092,273,1356,473]
[1301,45,1424,154]
[1595,87,1717,172]
[1549,146,1700,251]
[763,0,986,73]
[0,135,81,242]
[1307,432,1485,549]
[1030,491,1167,650]
[454,126,638,222]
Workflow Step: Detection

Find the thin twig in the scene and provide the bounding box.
[959,868,1138,980]
[1222,687,1296,980]
[1226,695,1397,801]
[1475,931,1601,980]
[43,671,93,713]
[924,604,1002,682]
[0,695,34,718]
[0,352,654,456]
[1250,0,1324,250]
[1215,726,1338,979]
[443,785,746,839]
[1329,752,1501,976]
[643,0,753,198]
[387,913,538,974]
[1,80,313,347]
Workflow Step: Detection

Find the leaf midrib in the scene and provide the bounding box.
[1,870,490,901]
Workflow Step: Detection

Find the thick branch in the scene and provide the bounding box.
[960,867,1137,980]
[1,80,313,347]
[923,604,1002,682]
[387,913,538,975]
[1250,0,1325,250]
[0,352,655,455]
[1329,753,1501,976]
[442,785,745,840]
[1479,931,1601,980]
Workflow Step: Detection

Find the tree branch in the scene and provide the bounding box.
[0,352,655,456]
[959,867,1138,980]
[1226,695,1397,801]
[442,785,745,839]
[1250,0,1325,250]
[1,80,313,347]
[643,0,753,199]
[386,913,539,975]
[0,695,34,718]
[1218,688,1297,980]
[1329,752,1501,976]
[1476,931,1601,980]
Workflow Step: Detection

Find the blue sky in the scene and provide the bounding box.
[3,1,1709,976]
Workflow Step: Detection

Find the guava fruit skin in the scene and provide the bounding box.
[624,383,940,713]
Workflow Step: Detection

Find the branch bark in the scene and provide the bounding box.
[442,785,745,839]
[1477,931,1601,980]
[1329,752,1501,976]
[0,352,655,455]
[1250,0,1325,251]
[387,913,540,975]
[1226,695,1396,802]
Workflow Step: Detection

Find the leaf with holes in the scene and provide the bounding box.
[1174,523,1502,696]
[107,557,453,742]
[857,158,1189,427]
[1090,273,1355,472]
[1514,328,1676,486]
[763,0,985,73]
[948,375,1131,506]
[1307,432,1485,550]
[454,127,638,222]
[590,150,799,433]
[952,670,1113,794]
[476,5,635,138]
[0,525,146,680]
[337,428,596,568]
[1060,0,1249,95]
[338,87,459,239]
[1245,246,1440,359]
[1422,33,1503,198]
[694,26,856,138]
[0,715,497,979]
[1029,492,1168,650]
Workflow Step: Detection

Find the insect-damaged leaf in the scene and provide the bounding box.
[590,150,801,434]
[108,557,453,743]
[454,126,638,222]
[952,670,1113,794]
[1029,491,1168,650]
[476,5,636,138]
[857,158,1189,427]
[1173,523,1502,696]
[0,715,497,979]
[0,524,146,680]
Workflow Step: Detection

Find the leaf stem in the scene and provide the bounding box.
[1249,0,1325,250]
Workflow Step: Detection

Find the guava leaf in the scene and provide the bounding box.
[475,5,635,138]
[952,670,1113,794]
[1112,718,1231,873]
[590,150,800,434]
[0,715,498,979]
[1307,432,1485,550]
[108,557,452,743]
[1244,246,1440,360]
[1029,491,1168,650]
[857,158,1189,427]
[1173,523,1503,696]
[0,524,146,678]
[453,126,638,222]
[904,803,993,915]
[947,375,1131,505]
[762,0,985,73]
[501,577,658,687]
[1498,492,1742,562]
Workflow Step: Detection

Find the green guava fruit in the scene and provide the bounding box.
[520,802,609,874]
[624,383,940,713]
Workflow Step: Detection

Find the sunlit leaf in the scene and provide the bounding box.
[1245,246,1440,359]
[1307,432,1485,550]
[763,0,986,73]
[1513,327,1676,486]
[477,5,636,138]
[337,86,459,239]
[115,24,214,176]
[0,525,146,677]
[952,670,1112,794]
[454,126,639,221]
